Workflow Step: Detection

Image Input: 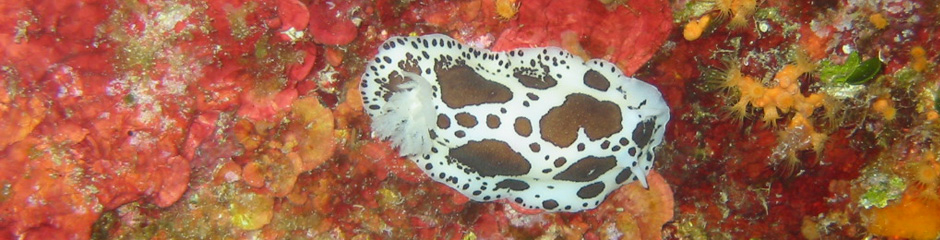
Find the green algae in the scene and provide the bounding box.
[859,173,906,209]
[819,51,883,85]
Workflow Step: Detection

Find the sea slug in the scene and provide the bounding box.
[360,34,670,212]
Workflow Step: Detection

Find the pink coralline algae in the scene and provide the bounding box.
[491,0,673,75]
[307,0,359,45]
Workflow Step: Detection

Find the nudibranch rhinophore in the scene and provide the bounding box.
[360,34,670,212]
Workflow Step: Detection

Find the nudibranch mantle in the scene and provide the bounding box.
[360,34,669,212]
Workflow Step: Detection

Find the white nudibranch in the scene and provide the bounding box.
[360,34,670,212]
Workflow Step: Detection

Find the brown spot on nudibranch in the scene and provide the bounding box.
[398,53,422,74]
[576,182,605,199]
[615,168,634,184]
[437,114,451,129]
[436,59,512,108]
[529,143,540,152]
[632,118,657,148]
[552,156,617,182]
[495,179,530,191]
[513,66,557,89]
[542,200,559,210]
[583,70,610,91]
[540,94,622,147]
[486,114,501,128]
[450,140,531,177]
[553,157,567,167]
[526,92,539,100]
[381,71,410,101]
[455,112,478,127]
[514,117,532,137]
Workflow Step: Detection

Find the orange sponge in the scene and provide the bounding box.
[866,191,940,240]
[684,15,711,41]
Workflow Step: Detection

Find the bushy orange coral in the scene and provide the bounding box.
[712,0,756,28]
[871,95,897,121]
[495,0,520,20]
[718,54,831,172]
[868,13,888,30]
[909,152,940,201]
[773,114,829,174]
[910,46,928,72]
[721,55,822,126]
